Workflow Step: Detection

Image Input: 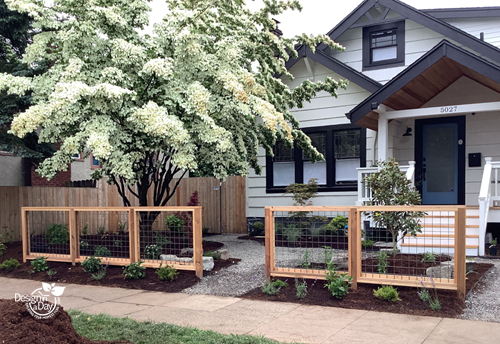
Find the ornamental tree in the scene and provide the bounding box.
[1,0,347,211]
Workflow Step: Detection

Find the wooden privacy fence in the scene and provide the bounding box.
[265,206,467,300]
[22,206,204,278]
[0,176,246,242]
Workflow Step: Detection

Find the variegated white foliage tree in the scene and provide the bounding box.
[1,0,347,207]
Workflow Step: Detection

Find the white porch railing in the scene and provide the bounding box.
[357,161,415,205]
[478,157,500,256]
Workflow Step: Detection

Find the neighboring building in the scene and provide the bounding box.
[246,0,500,256]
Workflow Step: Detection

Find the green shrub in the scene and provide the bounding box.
[156,263,179,281]
[301,249,311,269]
[275,222,285,235]
[203,251,221,260]
[202,227,210,235]
[114,240,122,247]
[91,263,108,281]
[118,222,128,234]
[421,252,436,263]
[324,215,348,235]
[283,224,302,243]
[295,278,307,299]
[82,256,102,273]
[249,221,265,236]
[47,269,57,277]
[30,257,48,273]
[45,224,69,244]
[82,223,89,235]
[0,241,5,256]
[94,246,111,257]
[377,251,389,274]
[97,226,106,235]
[154,232,171,247]
[80,241,89,250]
[308,223,323,238]
[262,279,288,296]
[324,263,352,299]
[322,246,333,265]
[361,238,374,248]
[144,244,162,260]
[373,285,401,302]
[164,215,184,232]
[0,258,20,269]
[123,261,146,280]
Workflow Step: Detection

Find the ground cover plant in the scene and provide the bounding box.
[156,263,179,281]
[324,263,352,299]
[373,285,401,302]
[123,261,146,280]
[45,224,69,244]
[0,258,20,270]
[29,256,48,273]
[82,256,102,274]
[262,279,288,296]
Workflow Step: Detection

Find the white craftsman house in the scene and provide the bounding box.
[246,0,500,256]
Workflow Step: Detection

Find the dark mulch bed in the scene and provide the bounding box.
[31,233,224,258]
[0,242,239,293]
[362,254,452,275]
[0,299,129,344]
[242,262,494,319]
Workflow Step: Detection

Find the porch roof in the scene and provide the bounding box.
[347,40,500,131]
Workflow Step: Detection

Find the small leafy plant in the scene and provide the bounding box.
[0,240,5,256]
[283,224,302,243]
[80,241,89,250]
[295,278,308,299]
[202,226,210,235]
[418,276,441,311]
[114,240,122,247]
[324,262,352,299]
[97,226,106,235]
[490,238,498,248]
[45,224,69,244]
[154,232,171,247]
[30,257,49,273]
[82,223,89,235]
[361,238,374,248]
[0,258,20,270]
[421,252,436,263]
[377,251,389,274]
[324,215,348,235]
[91,261,109,281]
[123,261,146,280]
[47,269,57,277]
[94,246,111,257]
[156,263,179,281]
[262,279,288,296]
[118,222,128,234]
[144,244,162,260]
[322,246,333,265]
[373,285,401,302]
[203,251,221,260]
[165,215,184,232]
[301,249,311,269]
[82,256,102,273]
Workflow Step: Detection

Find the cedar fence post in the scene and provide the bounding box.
[69,209,77,266]
[193,207,203,279]
[348,207,358,290]
[455,206,466,301]
[128,209,136,263]
[21,208,28,263]
[265,207,272,283]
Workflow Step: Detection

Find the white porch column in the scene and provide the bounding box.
[378,113,388,163]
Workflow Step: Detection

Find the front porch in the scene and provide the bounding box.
[349,41,500,256]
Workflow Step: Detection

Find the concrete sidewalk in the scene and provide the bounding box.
[1,277,499,344]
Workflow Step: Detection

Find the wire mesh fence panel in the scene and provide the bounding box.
[136,209,196,270]
[27,210,70,260]
[358,207,463,288]
[76,210,131,262]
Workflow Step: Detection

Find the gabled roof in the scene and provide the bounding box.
[284,45,381,93]
[347,40,500,130]
[317,0,500,64]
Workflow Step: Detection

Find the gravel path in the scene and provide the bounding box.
[462,258,500,323]
[183,234,267,297]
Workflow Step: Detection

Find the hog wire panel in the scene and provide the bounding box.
[77,210,130,261]
[137,210,195,269]
[27,210,70,259]
[360,209,455,285]
[274,210,350,274]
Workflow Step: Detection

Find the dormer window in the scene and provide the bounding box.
[363,21,405,70]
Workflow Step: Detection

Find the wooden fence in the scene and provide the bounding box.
[22,206,204,278]
[0,176,246,242]
[264,206,467,300]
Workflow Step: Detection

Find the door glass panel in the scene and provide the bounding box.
[425,125,456,193]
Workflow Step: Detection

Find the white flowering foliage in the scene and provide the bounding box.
[2,0,346,206]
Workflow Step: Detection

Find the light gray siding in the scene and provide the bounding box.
[0,155,24,186]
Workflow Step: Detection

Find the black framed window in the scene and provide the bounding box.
[266,125,366,193]
[363,21,405,70]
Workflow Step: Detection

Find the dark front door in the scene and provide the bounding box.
[415,116,465,205]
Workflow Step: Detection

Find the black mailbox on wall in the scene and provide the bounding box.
[469,153,481,167]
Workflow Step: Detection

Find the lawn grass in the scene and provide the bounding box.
[69,310,282,344]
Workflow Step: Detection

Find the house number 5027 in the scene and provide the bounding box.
[440,106,458,113]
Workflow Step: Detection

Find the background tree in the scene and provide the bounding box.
[0,0,52,168]
[1,0,347,212]
[363,159,424,250]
